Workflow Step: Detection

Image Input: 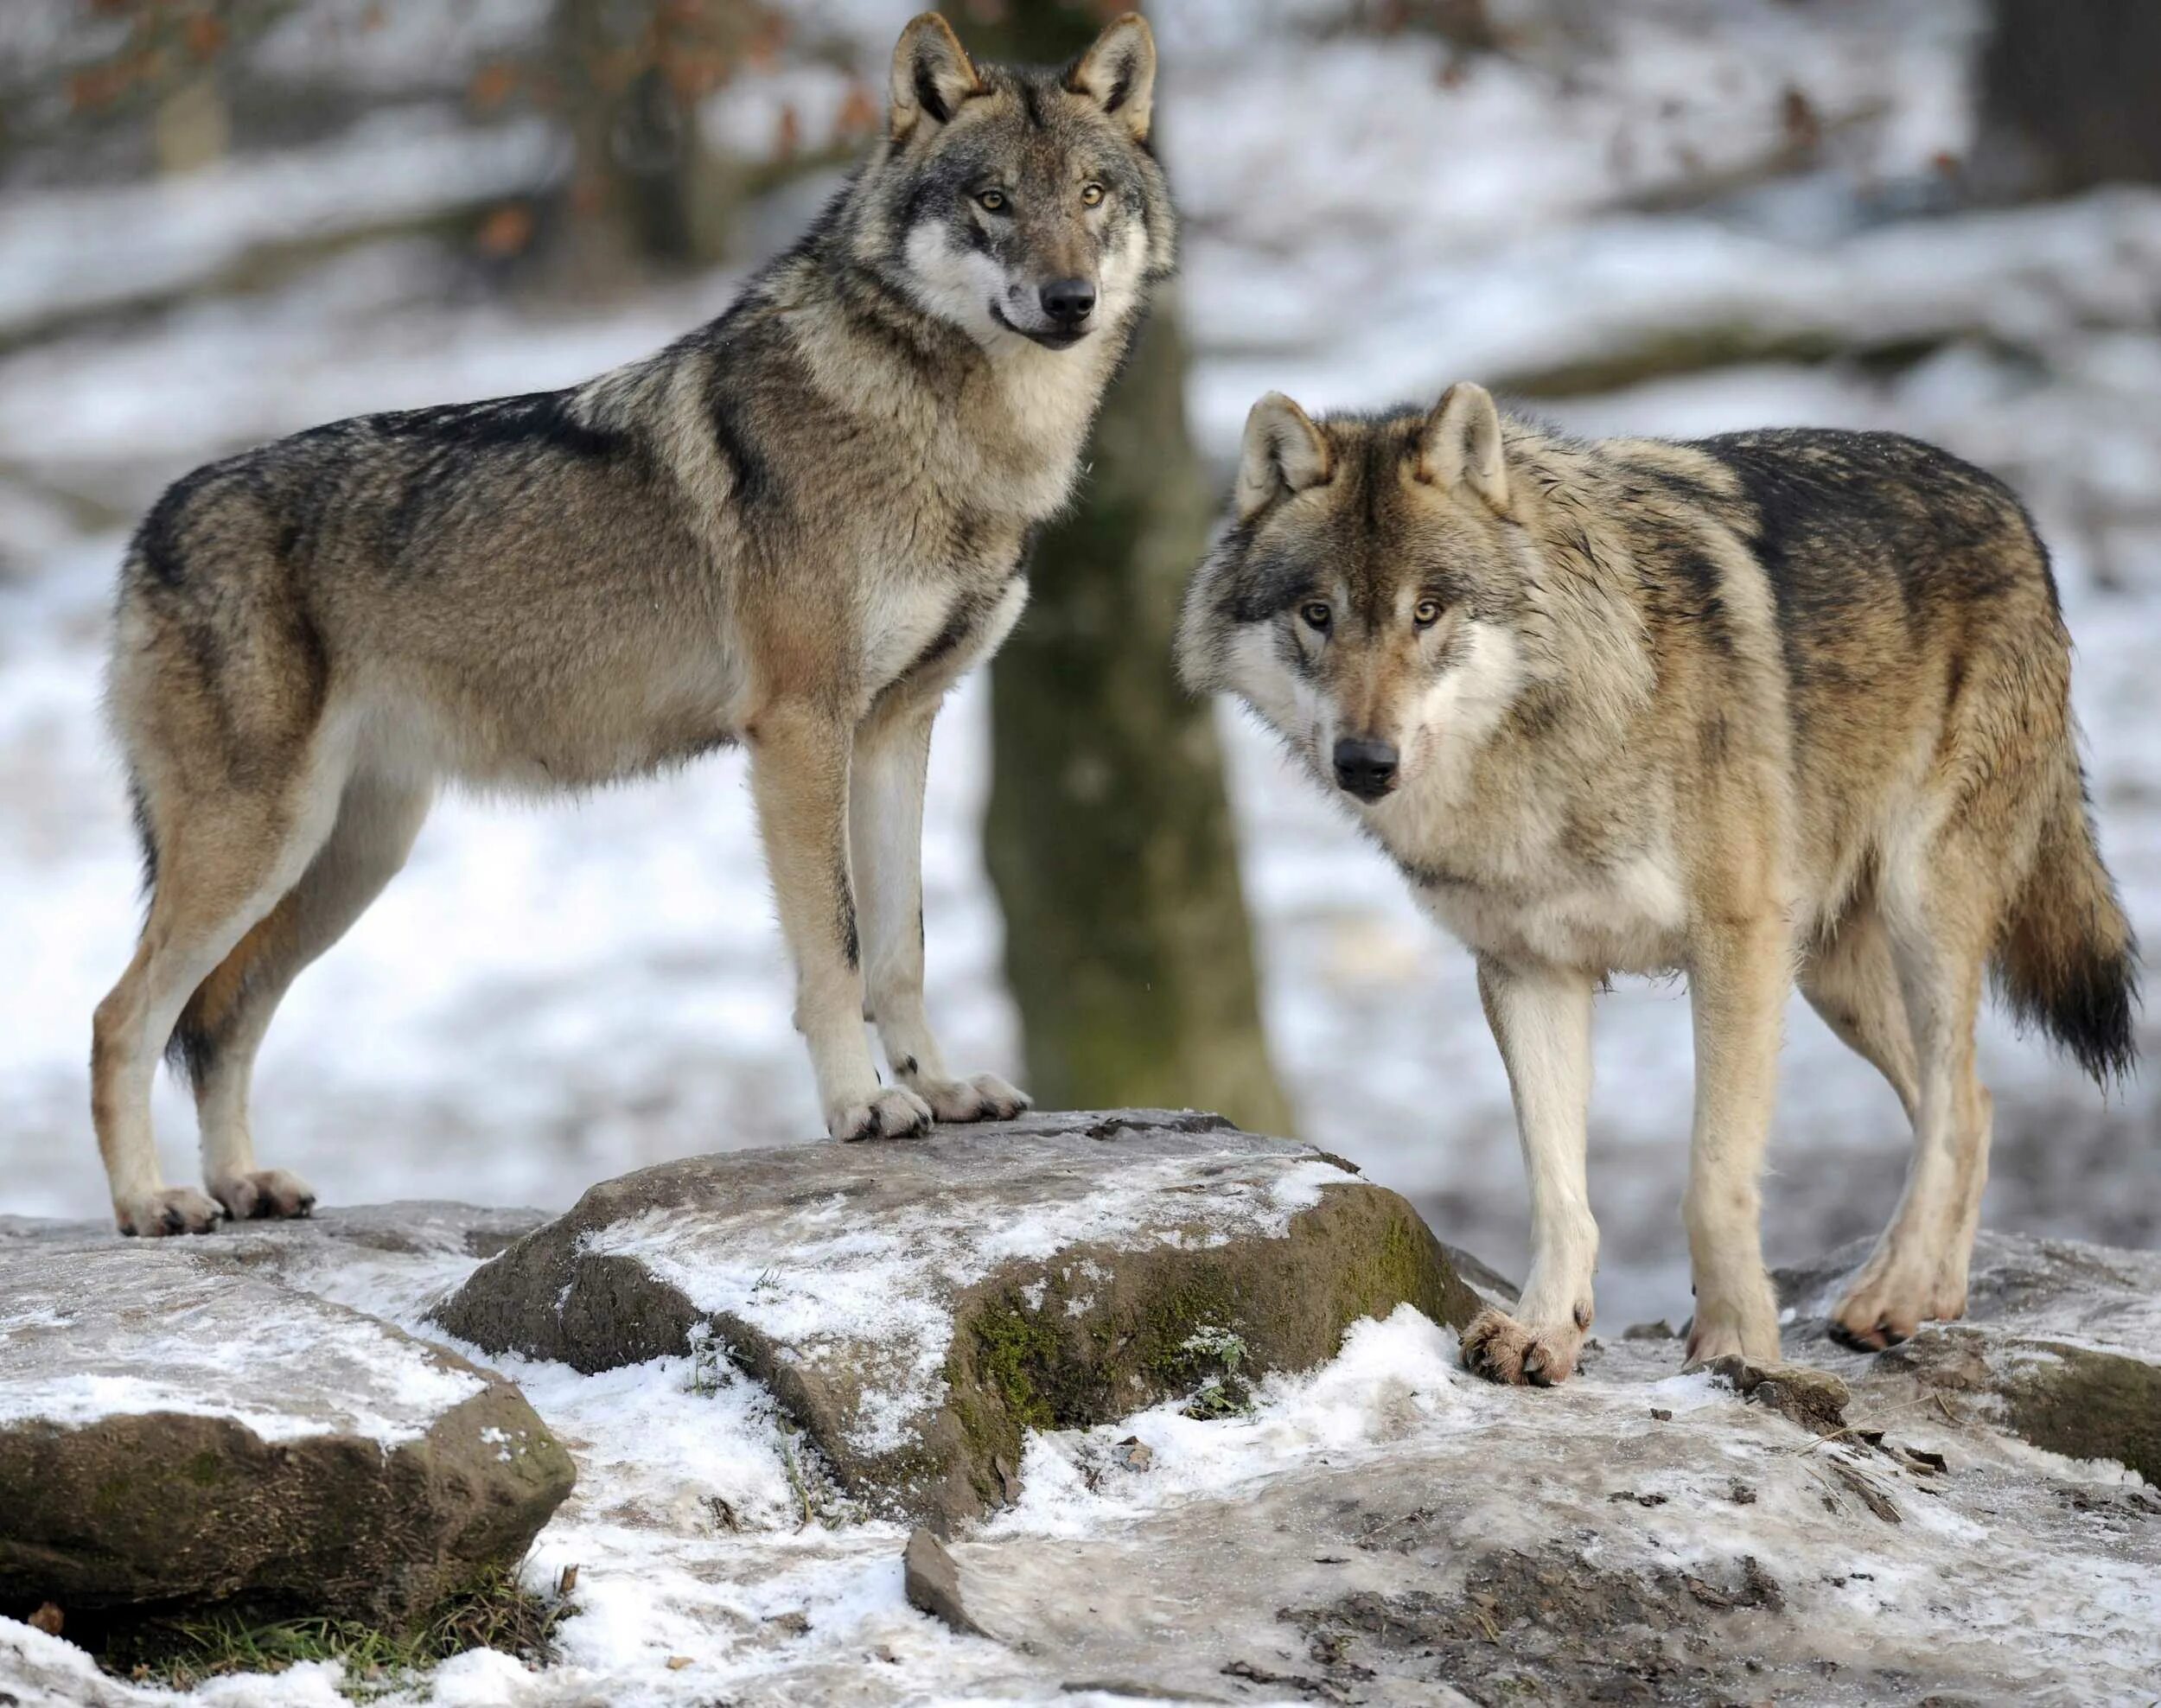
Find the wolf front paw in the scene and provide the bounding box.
[115,1187,225,1238]
[912,1071,1030,1124]
[1459,1305,1584,1387]
[829,1085,934,1144]
[209,1169,316,1221]
[1683,1291,1783,1369]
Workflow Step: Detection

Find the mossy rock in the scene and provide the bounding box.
[1775,1232,2161,1480]
[434,1109,1482,1530]
[0,1246,572,1623]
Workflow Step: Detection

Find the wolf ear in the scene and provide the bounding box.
[1236,392,1331,520]
[1418,382,1510,513]
[1065,13,1157,144]
[890,13,983,141]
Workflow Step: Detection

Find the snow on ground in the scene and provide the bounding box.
[2,0,2156,1341]
[6,1241,2156,1705]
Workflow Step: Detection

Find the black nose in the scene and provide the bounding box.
[1039,277,1096,326]
[1333,736,1399,800]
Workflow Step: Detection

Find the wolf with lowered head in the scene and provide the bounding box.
[93,13,1173,1236]
[1179,381,2137,1381]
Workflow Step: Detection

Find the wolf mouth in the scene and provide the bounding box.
[991,303,1089,350]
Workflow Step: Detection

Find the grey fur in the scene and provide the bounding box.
[92,13,1175,1236]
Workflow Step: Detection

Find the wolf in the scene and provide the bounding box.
[1179,380,2138,1381]
[91,13,1174,1236]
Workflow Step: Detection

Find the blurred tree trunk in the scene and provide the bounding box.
[950,2,1293,1133]
[548,0,745,296]
[1981,0,2161,195]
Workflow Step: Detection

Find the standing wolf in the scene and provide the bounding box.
[1179,382,2137,1380]
[92,13,1173,1236]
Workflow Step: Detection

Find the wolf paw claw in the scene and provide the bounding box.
[115,1188,225,1239]
[209,1169,317,1221]
[1460,1305,1582,1387]
[832,1086,934,1143]
[915,1072,1030,1124]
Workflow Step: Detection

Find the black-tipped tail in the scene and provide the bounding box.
[1996,769,2140,1087]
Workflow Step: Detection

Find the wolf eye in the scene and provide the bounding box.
[1413,598,1442,628]
[976,189,1008,213]
[1080,182,1106,207]
[1298,602,1332,632]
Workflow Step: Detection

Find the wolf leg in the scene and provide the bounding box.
[93,752,349,1237]
[752,701,931,1142]
[1828,878,1993,1350]
[1681,918,1789,1367]
[185,769,433,1220]
[1799,905,1919,1122]
[849,701,1028,1125]
[1461,957,1598,1386]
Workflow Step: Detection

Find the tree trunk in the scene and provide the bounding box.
[548,0,742,296]
[1980,0,2161,196]
[959,2,1292,1133]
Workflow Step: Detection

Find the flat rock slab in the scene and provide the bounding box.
[0,1243,573,1621]
[434,1109,1480,1528]
[1778,1232,2161,1478]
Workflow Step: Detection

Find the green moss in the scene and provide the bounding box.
[94,1558,569,1702]
[183,1450,226,1488]
[971,1297,1067,1431]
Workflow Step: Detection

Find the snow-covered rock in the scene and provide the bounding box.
[0,1239,573,1622]
[1778,1230,2161,1481]
[0,1197,2155,1703]
[432,1109,1482,1529]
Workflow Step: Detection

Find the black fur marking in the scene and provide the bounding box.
[914,60,952,126]
[907,602,980,677]
[1019,80,1044,129]
[367,391,626,461]
[837,854,860,971]
[1103,67,1133,115]
[897,1055,919,1077]
[136,466,219,588]
[127,776,158,899]
[1226,546,1321,624]
[706,379,774,510]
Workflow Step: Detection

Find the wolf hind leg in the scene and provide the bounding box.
[1826,864,1996,1352]
[92,745,351,1237]
[182,768,434,1220]
[849,700,1027,1125]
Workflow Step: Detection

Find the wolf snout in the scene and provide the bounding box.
[1038,277,1096,328]
[1333,736,1399,800]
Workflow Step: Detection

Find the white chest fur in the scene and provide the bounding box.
[1410,847,1690,976]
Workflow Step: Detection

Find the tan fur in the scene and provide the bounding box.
[1182,382,2137,1380]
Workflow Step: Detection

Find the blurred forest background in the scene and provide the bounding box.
[0,0,2154,1322]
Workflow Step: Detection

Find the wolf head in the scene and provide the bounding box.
[1178,383,1554,808]
[851,12,1175,353]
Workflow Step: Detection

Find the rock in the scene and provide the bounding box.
[902,1526,992,1639]
[1777,1231,2161,1477]
[1701,1355,1852,1436]
[0,1243,572,1622]
[0,1201,548,1262]
[433,1109,1480,1528]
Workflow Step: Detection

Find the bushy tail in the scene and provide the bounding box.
[1995,763,2140,1087]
